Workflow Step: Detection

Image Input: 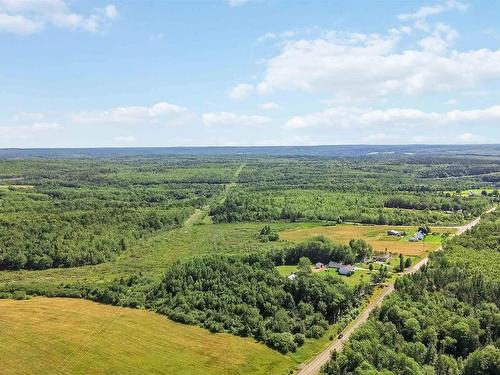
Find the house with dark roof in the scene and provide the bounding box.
[338,265,355,276]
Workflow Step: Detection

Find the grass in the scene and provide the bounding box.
[0,222,301,290]
[276,265,298,277]
[280,224,456,256]
[447,188,495,197]
[0,297,295,375]
[317,268,372,287]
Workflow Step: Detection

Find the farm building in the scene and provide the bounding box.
[387,229,403,236]
[327,261,343,269]
[315,262,324,269]
[338,265,355,276]
[287,273,297,281]
[373,254,391,262]
[409,230,426,242]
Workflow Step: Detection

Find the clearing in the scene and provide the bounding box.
[0,297,294,375]
[280,224,456,256]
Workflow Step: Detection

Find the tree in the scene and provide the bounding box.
[463,345,500,375]
[298,256,312,273]
[404,257,412,268]
[399,253,404,272]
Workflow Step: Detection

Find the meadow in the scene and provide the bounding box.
[280,224,456,256]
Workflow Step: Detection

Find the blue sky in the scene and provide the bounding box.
[1,0,499,147]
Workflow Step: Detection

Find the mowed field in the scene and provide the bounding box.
[0,297,294,375]
[280,224,457,256]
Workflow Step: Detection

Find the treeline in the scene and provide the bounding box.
[210,190,488,225]
[271,236,372,265]
[146,253,359,353]
[322,211,500,375]
[0,206,192,270]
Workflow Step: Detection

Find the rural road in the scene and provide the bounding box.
[297,206,496,375]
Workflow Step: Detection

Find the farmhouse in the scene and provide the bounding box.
[338,265,355,276]
[327,261,343,269]
[373,254,391,263]
[409,230,426,242]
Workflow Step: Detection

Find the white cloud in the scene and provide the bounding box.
[228,0,249,7]
[458,132,483,142]
[260,102,280,110]
[0,0,117,34]
[255,26,500,99]
[0,122,62,143]
[285,105,500,129]
[228,83,254,101]
[0,12,42,34]
[398,0,467,21]
[70,102,190,125]
[104,4,118,19]
[202,112,271,126]
[446,98,458,105]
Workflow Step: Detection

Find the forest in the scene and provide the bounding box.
[0,157,239,270]
[145,241,369,353]
[322,210,500,375]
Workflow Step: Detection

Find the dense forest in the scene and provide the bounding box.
[322,210,500,374]
[0,158,239,270]
[143,236,379,353]
[0,155,496,270]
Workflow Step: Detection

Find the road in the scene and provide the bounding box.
[297,206,496,375]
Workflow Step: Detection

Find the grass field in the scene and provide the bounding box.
[0,222,299,290]
[280,224,456,256]
[276,265,299,277]
[317,268,372,287]
[0,297,295,375]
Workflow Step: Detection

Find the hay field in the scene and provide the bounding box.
[280,224,457,256]
[0,297,294,375]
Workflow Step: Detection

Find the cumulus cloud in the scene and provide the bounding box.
[255,25,500,99]
[0,0,118,34]
[228,83,254,101]
[398,0,467,21]
[285,105,500,129]
[70,102,190,125]
[202,112,271,126]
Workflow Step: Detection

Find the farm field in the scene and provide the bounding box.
[280,224,457,256]
[0,297,295,375]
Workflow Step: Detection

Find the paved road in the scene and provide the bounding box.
[297,206,496,375]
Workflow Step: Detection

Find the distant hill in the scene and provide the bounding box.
[0,144,499,159]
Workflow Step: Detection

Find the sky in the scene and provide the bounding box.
[1,0,500,148]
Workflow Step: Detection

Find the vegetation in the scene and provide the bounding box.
[0,150,498,373]
[147,252,359,353]
[0,297,295,375]
[323,209,500,375]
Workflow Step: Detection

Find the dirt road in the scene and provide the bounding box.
[297,206,496,375]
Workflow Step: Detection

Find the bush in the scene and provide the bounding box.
[266,332,297,354]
